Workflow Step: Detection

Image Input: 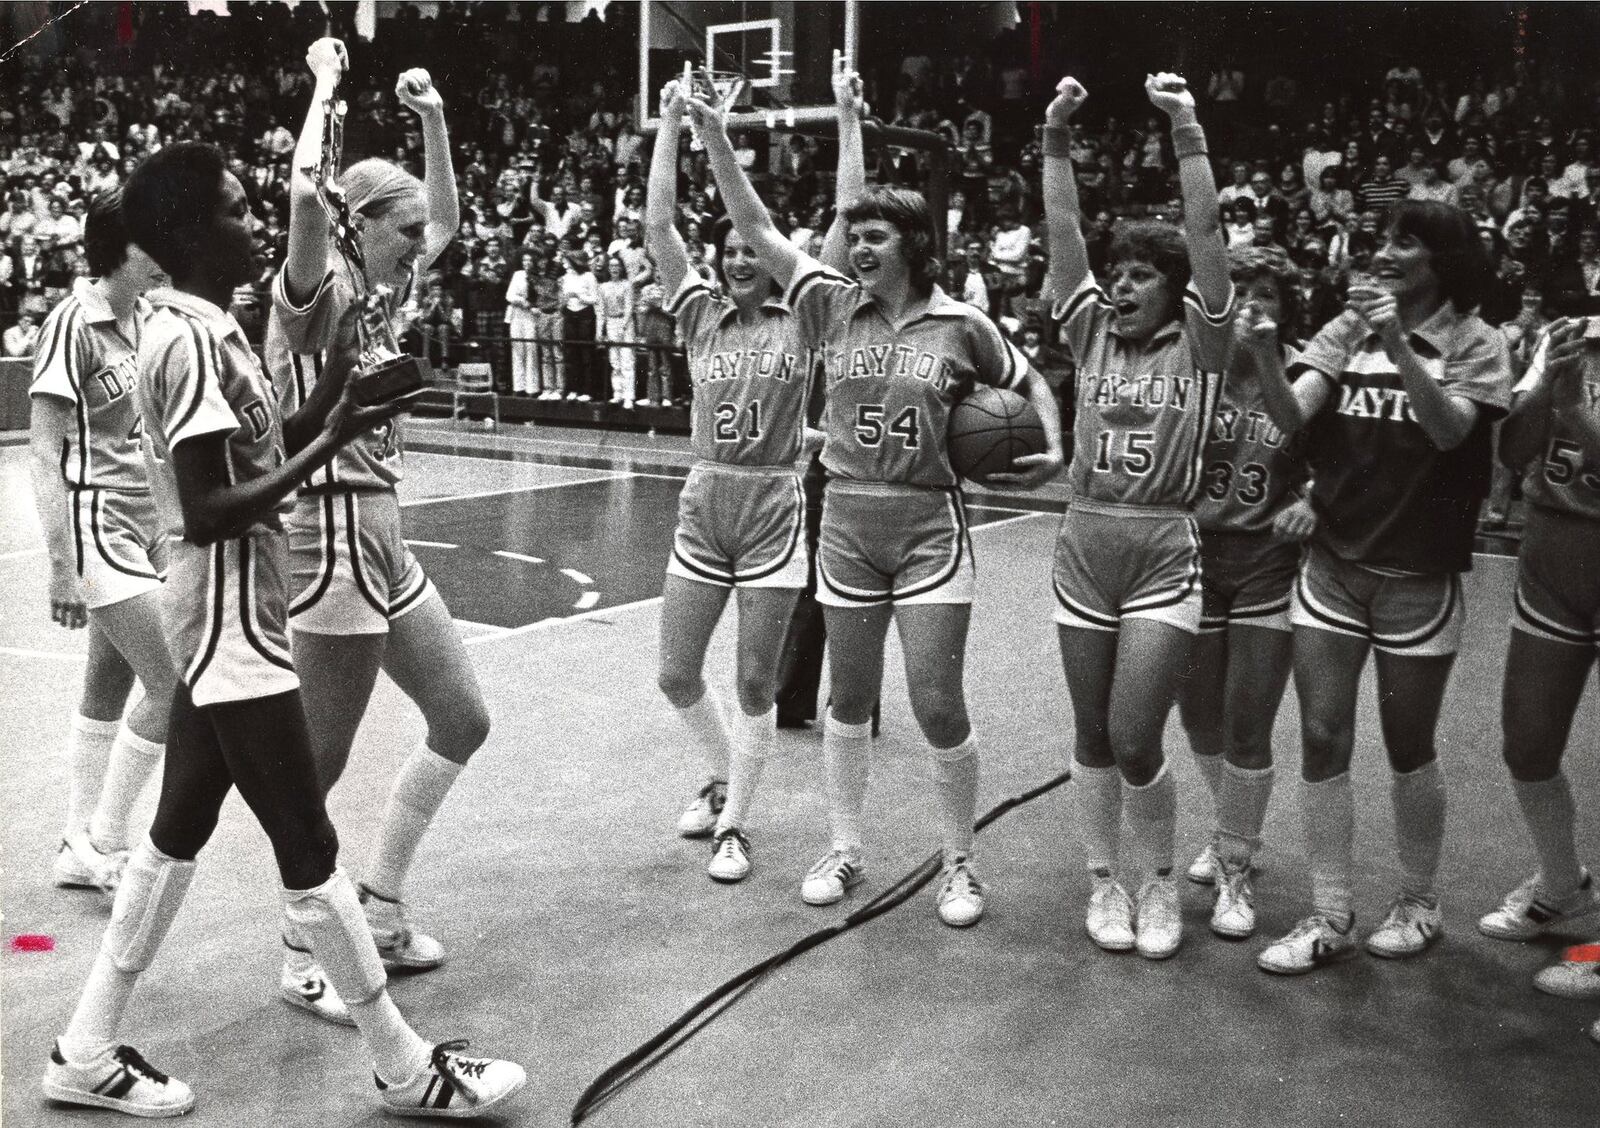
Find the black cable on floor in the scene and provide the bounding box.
[569,769,1072,1125]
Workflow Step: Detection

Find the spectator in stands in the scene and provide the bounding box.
[1357,154,1410,212]
[505,250,539,396]
[1218,161,1253,207]
[1556,135,1595,199]
[533,253,565,399]
[560,247,598,402]
[598,253,636,408]
[1,192,37,249]
[1226,197,1258,247]
[1410,159,1457,205]
[2,308,38,357]
[635,280,675,408]
[1309,167,1355,231]
[989,204,1030,317]
[954,236,991,313]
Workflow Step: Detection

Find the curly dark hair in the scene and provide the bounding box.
[122,142,227,279]
[1228,244,1301,337]
[1106,219,1191,293]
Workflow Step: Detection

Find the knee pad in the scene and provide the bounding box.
[104,840,197,973]
[282,867,388,1006]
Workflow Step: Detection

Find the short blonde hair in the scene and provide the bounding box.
[339,157,423,220]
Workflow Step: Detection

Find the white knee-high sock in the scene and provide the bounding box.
[824,712,871,851]
[65,714,119,838]
[1302,774,1355,920]
[1216,762,1275,868]
[90,727,163,852]
[931,736,980,858]
[1123,762,1177,883]
[675,690,733,781]
[1512,772,1583,895]
[1193,750,1224,805]
[283,869,430,1086]
[717,706,775,834]
[1392,760,1447,901]
[366,745,463,902]
[1072,762,1122,874]
[61,839,196,1062]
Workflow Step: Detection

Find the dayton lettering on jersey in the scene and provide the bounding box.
[92,354,141,402]
[827,343,956,394]
[701,347,801,384]
[1211,405,1286,448]
[1335,381,1418,423]
[1089,370,1200,411]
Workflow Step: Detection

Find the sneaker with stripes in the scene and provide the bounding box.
[360,883,446,971]
[676,780,726,839]
[800,848,864,906]
[376,1040,525,1119]
[935,855,985,927]
[1477,871,1598,941]
[43,1041,196,1118]
[280,963,354,1026]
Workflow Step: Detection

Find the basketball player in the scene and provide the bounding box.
[1177,246,1315,941]
[1249,200,1512,974]
[30,190,174,897]
[648,69,846,883]
[684,81,1064,927]
[1041,75,1233,960]
[41,141,524,1119]
[1477,316,1600,1038]
[266,41,484,1023]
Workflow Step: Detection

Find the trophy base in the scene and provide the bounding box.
[354,354,431,406]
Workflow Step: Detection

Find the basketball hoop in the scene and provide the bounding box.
[684,67,750,149]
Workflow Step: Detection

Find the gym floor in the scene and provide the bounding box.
[2,421,1597,1128]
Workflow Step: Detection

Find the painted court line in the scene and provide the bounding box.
[464,596,664,646]
[401,471,635,508]
[404,539,459,549]
[494,550,546,565]
[561,567,594,585]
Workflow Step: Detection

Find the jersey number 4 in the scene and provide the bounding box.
[714,401,762,443]
[1203,460,1269,504]
[855,404,920,448]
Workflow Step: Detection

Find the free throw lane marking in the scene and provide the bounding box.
[494,550,546,565]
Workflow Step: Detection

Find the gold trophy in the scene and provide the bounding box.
[307,78,431,406]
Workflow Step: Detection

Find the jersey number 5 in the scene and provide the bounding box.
[714,401,762,443]
[855,404,920,448]
[1544,440,1600,492]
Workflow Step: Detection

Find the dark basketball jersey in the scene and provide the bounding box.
[1296,307,1513,573]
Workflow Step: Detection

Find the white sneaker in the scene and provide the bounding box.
[676,781,726,838]
[52,833,126,894]
[1365,894,1443,959]
[1257,913,1356,975]
[375,1040,525,1118]
[1186,841,1221,886]
[43,1041,195,1118]
[1134,876,1183,959]
[707,827,751,884]
[1533,949,1600,1000]
[1478,871,1598,941]
[935,854,984,927]
[1085,875,1135,952]
[1210,862,1257,939]
[280,961,354,1026]
[359,884,446,971]
[800,848,864,906]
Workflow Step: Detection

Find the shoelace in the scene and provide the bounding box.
[813,851,856,881]
[432,1040,489,1102]
[715,830,748,856]
[113,1046,170,1085]
[943,862,982,898]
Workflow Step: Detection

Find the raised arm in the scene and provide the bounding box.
[644,79,691,298]
[1501,319,1595,468]
[820,50,866,274]
[395,69,459,270]
[684,86,802,291]
[1146,73,1230,313]
[283,37,348,306]
[1041,77,1092,304]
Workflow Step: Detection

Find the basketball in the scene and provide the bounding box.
[947,385,1047,484]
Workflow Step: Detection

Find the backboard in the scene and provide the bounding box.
[638,0,858,132]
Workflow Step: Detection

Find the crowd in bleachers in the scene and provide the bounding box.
[5,2,1600,438]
